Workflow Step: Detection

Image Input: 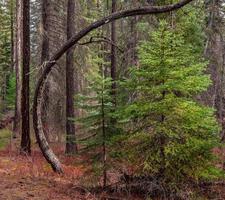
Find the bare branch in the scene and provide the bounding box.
[78,36,124,52]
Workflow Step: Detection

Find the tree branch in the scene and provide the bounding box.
[78,36,124,52]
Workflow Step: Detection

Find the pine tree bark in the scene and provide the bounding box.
[20,0,31,154]
[40,0,67,142]
[13,0,22,138]
[111,0,116,106]
[40,0,50,142]
[40,0,49,63]
[203,0,225,141]
[65,0,78,154]
[10,0,14,72]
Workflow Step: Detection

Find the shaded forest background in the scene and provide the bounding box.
[0,0,225,199]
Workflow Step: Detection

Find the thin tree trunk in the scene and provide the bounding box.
[111,0,116,106]
[20,0,31,154]
[65,0,78,154]
[10,0,14,72]
[102,90,107,188]
[13,0,22,138]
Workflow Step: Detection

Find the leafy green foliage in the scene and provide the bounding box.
[76,70,114,145]
[120,21,221,192]
[75,64,117,177]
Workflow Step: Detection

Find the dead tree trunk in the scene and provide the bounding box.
[32,0,193,172]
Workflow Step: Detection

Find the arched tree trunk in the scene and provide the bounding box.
[33,0,193,173]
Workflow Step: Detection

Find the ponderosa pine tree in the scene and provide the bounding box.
[121,21,221,194]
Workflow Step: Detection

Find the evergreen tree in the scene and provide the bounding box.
[121,21,221,193]
[76,65,116,187]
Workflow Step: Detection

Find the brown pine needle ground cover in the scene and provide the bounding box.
[1,128,225,200]
[0,129,142,200]
[0,144,88,199]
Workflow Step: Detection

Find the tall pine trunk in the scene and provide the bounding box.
[40,0,50,142]
[10,0,14,72]
[40,0,49,63]
[13,0,22,137]
[20,0,31,154]
[65,0,78,154]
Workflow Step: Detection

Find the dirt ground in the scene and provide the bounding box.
[0,144,98,200]
[0,174,77,200]
[0,125,144,200]
[1,134,225,200]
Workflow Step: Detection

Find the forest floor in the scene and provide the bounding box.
[0,129,142,200]
[0,143,87,199]
[1,128,225,200]
[0,129,88,199]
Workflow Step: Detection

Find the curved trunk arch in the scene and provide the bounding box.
[33,0,193,173]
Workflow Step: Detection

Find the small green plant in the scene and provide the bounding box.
[76,67,117,187]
